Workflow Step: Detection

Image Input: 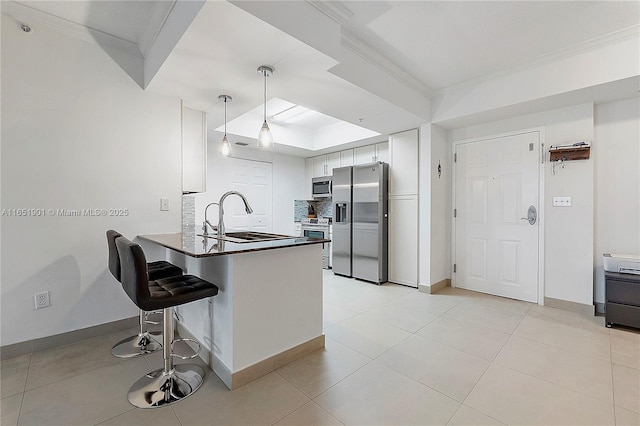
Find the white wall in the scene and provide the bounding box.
[194,145,307,236]
[432,34,639,125]
[593,98,640,306]
[418,125,431,288]
[430,125,451,285]
[450,103,595,307]
[1,16,182,346]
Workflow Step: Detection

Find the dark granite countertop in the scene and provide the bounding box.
[138,232,329,258]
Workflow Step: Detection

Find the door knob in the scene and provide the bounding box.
[520,205,537,225]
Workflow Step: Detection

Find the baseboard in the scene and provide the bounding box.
[418,279,451,294]
[418,283,430,294]
[545,297,595,316]
[0,316,139,361]
[230,335,325,390]
[176,321,325,390]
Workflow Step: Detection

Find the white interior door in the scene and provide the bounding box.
[454,132,540,302]
[227,158,272,232]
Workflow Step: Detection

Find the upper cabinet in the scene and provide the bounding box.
[312,156,326,177]
[389,129,419,195]
[312,152,341,177]
[306,142,391,182]
[327,152,340,175]
[340,149,354,167]
[354,142,389,165]
[305,157,314,197]
[182,106,207,193]
[376,142,389,163]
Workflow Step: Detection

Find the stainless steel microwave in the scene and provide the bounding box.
[312,176,332,198]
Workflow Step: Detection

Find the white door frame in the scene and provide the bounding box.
[451,127,546,305]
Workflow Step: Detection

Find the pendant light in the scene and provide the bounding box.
[218,95,232,157]
[257,65,274,148]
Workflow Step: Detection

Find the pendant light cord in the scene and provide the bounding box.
[224,97,227,136]
[263,69,267,122]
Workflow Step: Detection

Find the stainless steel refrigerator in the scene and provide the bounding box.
[332,166,352,277]
[332,162,388,284]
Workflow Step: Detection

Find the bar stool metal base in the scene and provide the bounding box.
[127,364,205,408]
[111,332,162,358]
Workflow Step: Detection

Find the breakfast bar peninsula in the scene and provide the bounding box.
[138,231,327,390]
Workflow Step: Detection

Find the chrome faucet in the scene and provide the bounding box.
[218,191,253,237]
[202,202,219,237]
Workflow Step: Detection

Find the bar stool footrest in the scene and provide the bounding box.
[144,311,163,325]
[171,338,201,360]
[112,332,162,358]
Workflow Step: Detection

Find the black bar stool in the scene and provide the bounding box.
[115,236,219,408]
[106,230,183,358]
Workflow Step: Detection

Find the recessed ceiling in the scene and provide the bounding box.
[215,98,380,151]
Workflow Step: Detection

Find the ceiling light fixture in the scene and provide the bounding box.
[218,95,232,157]
[257,65,274,148]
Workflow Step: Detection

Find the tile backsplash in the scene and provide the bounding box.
[182,194,196,247]
[294,199,333,222]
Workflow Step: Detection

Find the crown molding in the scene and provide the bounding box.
[307,1,353,25]
[307,1,432,98]
[1,1,142,58]
[435,24,640,97]
[340,28,433,98]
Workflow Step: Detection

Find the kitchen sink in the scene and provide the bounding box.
[198,231,294,243]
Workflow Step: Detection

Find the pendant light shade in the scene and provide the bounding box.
[218,95,232,157]
[257,120,273,148]
[257,65,274,149]
[219,134,231,157]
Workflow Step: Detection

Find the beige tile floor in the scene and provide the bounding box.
[2,270,639,425]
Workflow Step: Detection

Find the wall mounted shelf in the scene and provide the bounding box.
[549,143,590,162]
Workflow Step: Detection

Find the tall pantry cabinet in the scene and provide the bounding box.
[182,105,207,194]
[388,129,419,287]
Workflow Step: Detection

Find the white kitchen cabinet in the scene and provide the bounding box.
[312,152,340,177]
[354,142,389,165]
[354,145,375,165]
[388,194,418,287]
[294,222,302,237]
[182,106,207,193]
[312,156,326,177]
[387,129,418,287]
[327,152,340,175]
[305,157,313,198]
[376,142,389,163]
[389,129,418,195]
[340,149,354,167]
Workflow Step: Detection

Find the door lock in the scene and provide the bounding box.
[520,205,537,225]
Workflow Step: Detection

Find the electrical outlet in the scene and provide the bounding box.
[34,291,50,309]
[553,196,572,207]
[160,198,170,211]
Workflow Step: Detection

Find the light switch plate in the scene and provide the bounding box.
[553,196,572,207]
[160,199,170,211]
